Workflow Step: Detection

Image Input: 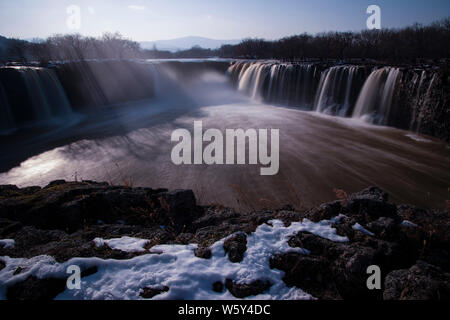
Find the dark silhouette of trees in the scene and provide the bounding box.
[217,18,450,62]
[0,18,448,64]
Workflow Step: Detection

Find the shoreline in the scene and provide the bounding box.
[0,180,449,300]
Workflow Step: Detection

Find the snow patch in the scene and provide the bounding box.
[0,239,15,249]
[401,220,418,228]
[1,217,348,300]
[93,236,149,253]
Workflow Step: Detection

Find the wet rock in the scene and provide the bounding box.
[6,276,67,300]
[194,246,212,259]
[223,232,247,263]
[225,279,271,298]
[139,286,169,299]
[384,261,450,300]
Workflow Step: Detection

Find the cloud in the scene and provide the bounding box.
[128,5,146,11]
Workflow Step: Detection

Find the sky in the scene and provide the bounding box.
[0,0,449,41]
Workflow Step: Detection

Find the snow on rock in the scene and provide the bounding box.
[0,218,348,300]
[401,220,418,228]
[93,236,150,253]
[352,223,375,236]
[0,239,15,249]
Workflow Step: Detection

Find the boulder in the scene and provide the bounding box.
[384,261,450,300]
[225,279,271,298]
[223,232,247,263]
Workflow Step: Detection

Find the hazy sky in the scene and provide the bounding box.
[0,0,449,41]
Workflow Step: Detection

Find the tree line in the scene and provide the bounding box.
[0,18,449,64]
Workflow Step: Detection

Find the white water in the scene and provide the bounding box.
[314,65,362,116]
[352,67,401,125]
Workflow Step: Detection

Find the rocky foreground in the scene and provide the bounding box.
[0,180,449,300]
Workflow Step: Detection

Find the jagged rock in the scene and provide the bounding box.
[384,261,450,300]
[44,180,67,188]
[305,201,342,222]
[0,259,5,271]
[332,244,379,299]
[367,217,398,240]
[288,232,337,257]
[270,253,340,299]
[348,186,389,202]
[140,286,169,299]
[194,246,212,259]
[225,279,271,298]
[223,232,247,263]
[6,276,67,300]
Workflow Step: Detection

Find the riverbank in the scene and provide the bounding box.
[0,180,449,300]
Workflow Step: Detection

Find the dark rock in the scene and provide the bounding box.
[332,244,379,299]
[367,217,398,240]
[194,246,212,259]
[45,180,67,188]
[225,279,271,298]
[270,253,340,299]
[158,189,197,227]
[348,187,389,202]
[384,261,450,300]
[288,232,337,257]
[0,219,22,237]
[212,281,224,293]
[175,233,194,244]
[0,259,5,271]
[306,201,342,222]
[223,232,247,263]
[140,286,169,299]
[6,276,66,300]
[0,185,21,198]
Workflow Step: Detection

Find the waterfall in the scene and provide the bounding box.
[0,67,73,133]
[314,66,363,116]
[228,61,319,108]
[414,72,438,133]
[0,82,15,135]
[352,67,401,125]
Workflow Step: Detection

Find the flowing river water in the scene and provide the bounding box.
[0,65,449,211]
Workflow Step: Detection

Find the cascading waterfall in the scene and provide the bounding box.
[0,67,73,133]
[24,67,73,119]
[352,67,401,125]
[0,82,15,135]
[413,72,438,133]
[228,61,319,107]
[314,65,365,116]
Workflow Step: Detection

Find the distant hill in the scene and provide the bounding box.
[140,36,240,52]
